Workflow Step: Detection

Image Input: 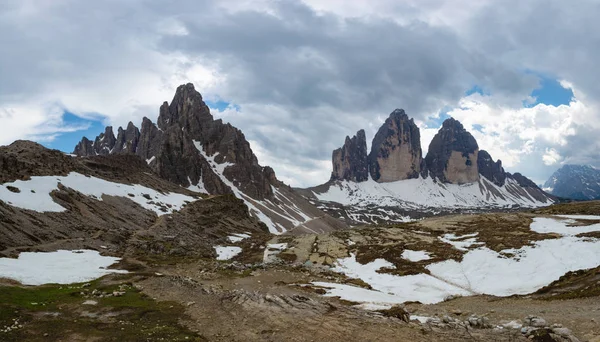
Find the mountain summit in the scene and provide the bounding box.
[543,164,600,200]
[73,83,345,234]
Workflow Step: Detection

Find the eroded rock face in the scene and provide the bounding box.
[72,83,276,200]
[136,117,163,165]
[368,109,423,182]
[424,118,479,184]
[113,122,140,154]
[74,127,118,156]
[477,150,506,186]
[331,130,368,182]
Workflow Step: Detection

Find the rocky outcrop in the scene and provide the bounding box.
[331,130,368,182]
[94,127,117,155]
[368,109,423,182]
[112,122,140,154]
[136,117,163,164]
[73,127,117,156]
[73,137,94,157]
[424,118,479,184]
[477,150,506,186]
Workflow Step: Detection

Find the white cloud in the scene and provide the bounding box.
[542,148,562,166]
[2,0,600,187]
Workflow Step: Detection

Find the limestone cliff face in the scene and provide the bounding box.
[424,118,479,184]
[477,150,506,186]
[331,130,368,182]
[368,109,423,182]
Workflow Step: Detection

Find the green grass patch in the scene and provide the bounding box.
[0,277,206,341]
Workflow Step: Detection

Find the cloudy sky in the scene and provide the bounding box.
[1,0,598,187]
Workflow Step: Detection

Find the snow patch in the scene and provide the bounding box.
[401,250,431,262]
[214,246,242,260]
[439,233,483,251]
[0,172,196,215]
[530,217,600,236]
[0,250,127,285]
[227,233,252,243]
[326,254,472,304]
[263,243,288,263]
[556,214,600,221]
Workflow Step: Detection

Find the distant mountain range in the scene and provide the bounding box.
[544,164,600,200]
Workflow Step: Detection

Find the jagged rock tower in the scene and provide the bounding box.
[368,109,424,182]
[331,130,369,182]
[424,117,479,184]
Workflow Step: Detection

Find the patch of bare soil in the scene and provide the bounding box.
[534,266,600,300]
[533,200,600,215]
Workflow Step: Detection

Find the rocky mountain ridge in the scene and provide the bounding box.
[73,83,345,234]
[327,109,527,187]
[543,164,600,200]
[300,109,554,224]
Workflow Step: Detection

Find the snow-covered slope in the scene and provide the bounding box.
[193,141,343,234]
[313,215,600,307]
[0,172,197,215]
[303,175,553,224]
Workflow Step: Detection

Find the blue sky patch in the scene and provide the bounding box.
[206,99,240,112]
[465,85,489,96]
[42,112,107,153]
[527,76,573,107]
[424,108,451,128]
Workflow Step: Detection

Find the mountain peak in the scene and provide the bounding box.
[368,109,423,182]
[425,117,479,184]
[71,83,340,234]
[544,164,600,200]
[331,129,368,182]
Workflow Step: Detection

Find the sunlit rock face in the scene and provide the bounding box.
[425,118,479,185]
[368,109,424,183]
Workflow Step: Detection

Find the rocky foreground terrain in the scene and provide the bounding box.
[0,186,599,341]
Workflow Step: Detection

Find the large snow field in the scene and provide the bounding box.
[0,250,127,285]
[317,254,472,305]
[316,216,600,308]
[314,176,550,210]
[0,172,196,215]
